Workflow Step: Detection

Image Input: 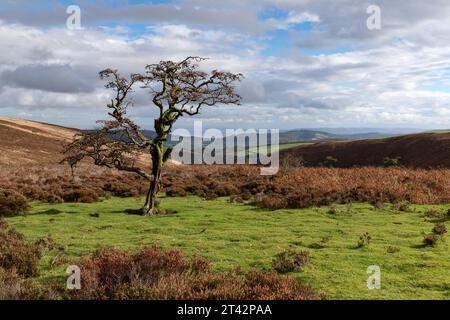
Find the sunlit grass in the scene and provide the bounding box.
[6,196,450,300]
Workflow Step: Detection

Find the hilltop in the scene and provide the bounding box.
[281,131,450,168]
[0,118,79,165]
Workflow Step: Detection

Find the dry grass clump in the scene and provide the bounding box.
[69,246,320,300]
[272,249,311,273]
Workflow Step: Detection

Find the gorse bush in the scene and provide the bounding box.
[69,246,320,300]
[0,188,29,217]
[272,249,311,274]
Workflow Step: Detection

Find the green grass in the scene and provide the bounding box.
[6,197,450,300]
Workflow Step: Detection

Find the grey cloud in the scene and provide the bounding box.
[0,1,263,33]
[1,64,97,93]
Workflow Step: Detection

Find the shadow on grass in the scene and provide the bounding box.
[122,208,179,216]
[33,209,63,215]
[429,216,450,223]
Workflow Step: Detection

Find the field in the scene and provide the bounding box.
[6,196,450,300]
[1,119,450,300]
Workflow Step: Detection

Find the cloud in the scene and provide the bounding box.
[266,11,320,30]
[1,1,450,129]
[2,64,95,93]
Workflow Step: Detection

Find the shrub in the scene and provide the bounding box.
[8,164,450,210]
[393,202,410,212]
[432,223,447,235]
[423,234,439,247]
[424,210,443,218]
[272,249,311,274]
[322,156,338,168]
[280,154,305,168]
[166,187,187,197]
[0,219,42,277]
[257,195,288,210]
[103,181,144,198]
[357,232,372,248]
[45,194,64,204]
[229,195,244,203]
[0,268,39,300]
[69,246,319,300]
[372,201,386,210]
[327,204,338,215]
[386,246,400,254]
[63,186,99,203]
[241,192,252,201]
[384,156,402,167]
[0,188,29,217]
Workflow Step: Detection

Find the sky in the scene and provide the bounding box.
[1,0,450,130]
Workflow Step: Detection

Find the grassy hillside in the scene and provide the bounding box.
[281,131,450,168]
[0,118,79,165]
[6,196,450,300]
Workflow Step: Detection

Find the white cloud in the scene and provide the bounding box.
[267,11,320,30]
[1,1,450,129]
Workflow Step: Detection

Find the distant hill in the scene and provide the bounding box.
[0,118,79,165]
[281,132,450,168]
[131,129,394,146]
[3,118,445,168]
[279,129,392,143]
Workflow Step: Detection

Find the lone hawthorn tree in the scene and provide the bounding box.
[62,57,243,215]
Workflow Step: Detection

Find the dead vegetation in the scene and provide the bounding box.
[3,164,450,211]
[68,246,320,300]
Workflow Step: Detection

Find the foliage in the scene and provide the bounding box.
[384,156,402,167]
[0,219,42,277]
[0,188,29,217]
[423,234,439,247]
[272,249,311,273]
[432,223,447,235]
[69,246,318,300]
[357,232,372,248]
[7,165,450,210]
[61,57,243,215]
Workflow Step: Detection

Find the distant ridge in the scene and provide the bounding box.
[281,131,450,168]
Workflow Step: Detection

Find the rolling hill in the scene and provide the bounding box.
[3,117,450,169]
[281,131,450,168]
[278,129,393,143]
[0,118,79,165]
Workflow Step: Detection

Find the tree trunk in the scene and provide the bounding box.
[142,143,163,216]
